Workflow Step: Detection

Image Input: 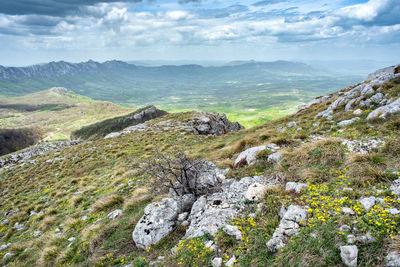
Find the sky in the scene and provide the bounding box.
[0,0,399,66]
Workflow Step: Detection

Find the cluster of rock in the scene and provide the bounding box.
[191,113,244,136]
[297,64,400,120]
[341,138,386,154]
[0,140,81,170]
[104,112,244,139]
[132,161,279,250]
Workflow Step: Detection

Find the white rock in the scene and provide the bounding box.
[14,222,25,231]
[340,245,358,267]
[107,209,123,220]
[338,117,360,127]
[268,152,282,163]
[177,212,188,222]
[353,109,362,115]
[0,243,11,250]
[359,197,376,211]
[104,132,122,139]
[212,257,222,267]
[3,253,13,259]
[226,255,236,267]
[132,198,181,249]
[386,251,400,267]
[287,121,297,128]
[266,205,307,252]
[68,237,76,242]
[357,232,375,243]
[234,145,267,167]
[367,97,400,120]
[285,182,308,193]
[387,208,400,215]
[347,234,356,244]
[342,207,355,215]
[244,183,267,201]
[223,225,243,240]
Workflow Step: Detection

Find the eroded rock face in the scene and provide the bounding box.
[367,97,400,120]
[191,113,244,136]
[266,205,307,252]
[308,64,400,120]
[386,251,400,267]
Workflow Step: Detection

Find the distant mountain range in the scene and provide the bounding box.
[0,59,320,81]
[0,59,363,127]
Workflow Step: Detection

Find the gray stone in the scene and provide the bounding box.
[226,255,236,267]
[386,251,400,267]
[244,183,267,201]
[0,243,11,250]
[357,232,375,243]
[223,225,243,240]
[390,179,400,196]
[268,152,282,163]
[285,182,308,193]
[287,121,297,128]
[359,197,376,211]
[132,198,181,249]
[353,109,362,115]
[367,97,400,120]
[338,117,360,127]
[177,212,189,222]
[212,257,222,267]
[342,207,355,215]
[340,245,358,267]
[3,253,13,259]
[14,222,25,231]
[266,205,307,252]
[192,112,244,136]
[347,234,356,244]
[234,145,267,167]
[107,209,122,220]
[68,237,76,242]
[387,208,400,215]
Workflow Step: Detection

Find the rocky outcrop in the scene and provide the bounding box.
[308,64,400,120]
[104,111,243,139]
[191,113,244,136]
[132,197,183,250]
[0,140,81,170]
[132,170,280,250]
[72,105,168,140]
[367,97,400,120]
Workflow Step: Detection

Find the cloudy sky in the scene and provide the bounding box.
[0,0,399,66]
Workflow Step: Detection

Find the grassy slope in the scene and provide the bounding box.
[0,79,399,266]
[0,89,133,141]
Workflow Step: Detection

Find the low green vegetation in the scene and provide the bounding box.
[0,76,399,266]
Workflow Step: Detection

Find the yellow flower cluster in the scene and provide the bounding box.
[175,237,213,266]
[298,172,400,239]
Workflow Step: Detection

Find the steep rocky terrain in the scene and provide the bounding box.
[0,65,399,266]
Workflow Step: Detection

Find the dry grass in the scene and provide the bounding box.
[279,138,345,182]
[92,194,124,212]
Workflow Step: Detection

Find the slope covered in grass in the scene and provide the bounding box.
[0,87,133,142]
[0,67,399,266]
